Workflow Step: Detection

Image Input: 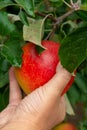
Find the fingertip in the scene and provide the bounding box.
[9,66,14,73]
[56,62,71,81]
[9,67,15,80]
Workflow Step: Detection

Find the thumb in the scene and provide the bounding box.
[43,62,71,97]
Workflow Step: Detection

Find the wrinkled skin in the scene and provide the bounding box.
[0,63,71,130]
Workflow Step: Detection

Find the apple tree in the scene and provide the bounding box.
[0,0,87,129]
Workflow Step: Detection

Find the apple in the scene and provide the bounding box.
[53,122,77,130]
[14,40,75,95]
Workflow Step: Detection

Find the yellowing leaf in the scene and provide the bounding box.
[23,19,44,48]
[23,14,53,48]
[65,94,75,115]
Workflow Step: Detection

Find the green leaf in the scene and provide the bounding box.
[59,27,87,72]
[80,4,87,11]
[14,0,35,17]
[19,10,29,26]
[36,2,47,13]
[76,10,87,21]
[80,93,87,105]
[23,19,45,48]
[0,72,9,88]
[23,14,52,48]
[0,11,16,36]
[49,0,63,8]
[1,33,23,67]
[60,20,78,36]
[8,14,20,23]
[3,86,9,108]
[67,84,80,106]
[75,72,87,93]
[0,0,14,10]
[0,56,10,72]
[49,0,62,2]
[0,86,9,111]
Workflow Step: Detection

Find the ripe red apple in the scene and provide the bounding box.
[53,122,77,130]
[14,40,75,95]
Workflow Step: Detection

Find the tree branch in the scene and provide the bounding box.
[54,9,74,26]
[35,12,57,22]
[45,9,75,40]
[45,25,56,40]
[36,0,80,40]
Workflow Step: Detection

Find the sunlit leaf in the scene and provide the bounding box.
[1,33,23,67]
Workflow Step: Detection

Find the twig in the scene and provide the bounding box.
[36,0,80,40]
[45,9,74,40]
[54,9,74,26]
[45,25,56,40]
[62,0,72,8]
[35,12,57,22]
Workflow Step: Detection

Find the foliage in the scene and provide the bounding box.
[0,0,87,129]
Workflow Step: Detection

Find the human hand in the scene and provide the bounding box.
[0,63,71,130]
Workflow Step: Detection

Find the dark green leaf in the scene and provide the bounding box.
[0,86,9,111]
[0,11,16,36]
[1,33,23,67]
[15,0,35,17]
[3,86,9,107]
[49,0,62,2]
[49,0,63,8]
[76,10,87,21]
[36,2,47,13]
[67,84,80,106]
[0,0,14,10]
[0,72,9,88]
[19,10,29,26]
[0,54,10,72]
[0,92,4,111]
[80,93,87,105]
[75,72,87,93]
[59,27,87,72]
[36,45,45,54]
[79,120,87,130]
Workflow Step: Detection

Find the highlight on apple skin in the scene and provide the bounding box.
[52,122,77,130]
[14,40,75,95]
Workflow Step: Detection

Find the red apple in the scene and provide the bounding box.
[14,40,75,95]
[53,123,77,130]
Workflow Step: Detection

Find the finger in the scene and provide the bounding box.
[0,105,16,129]
[55,96,66,124]
[43,62,71,96]
[9,67,22,105]
[49,96,66,128]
